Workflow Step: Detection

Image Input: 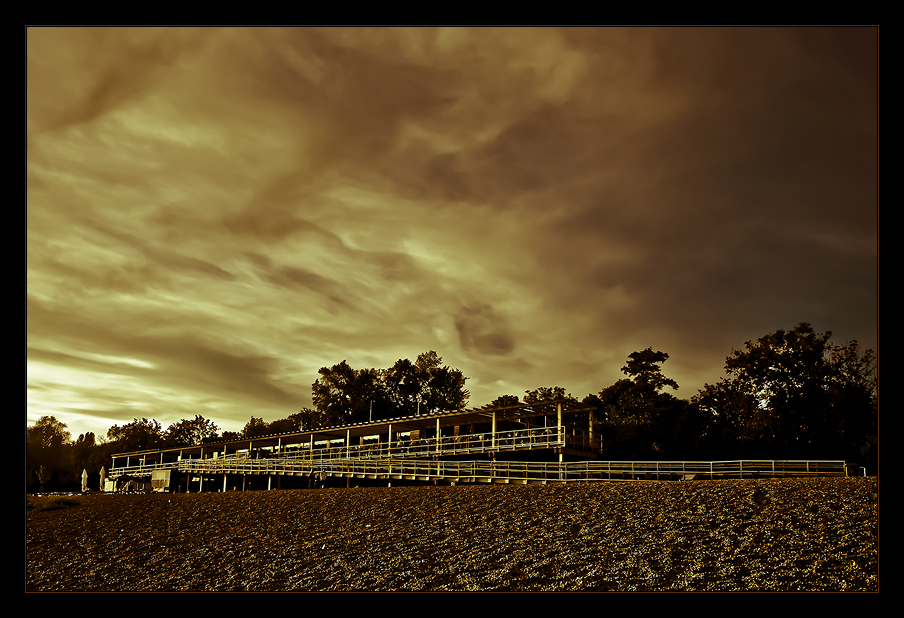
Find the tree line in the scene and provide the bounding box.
[26,323,877,491]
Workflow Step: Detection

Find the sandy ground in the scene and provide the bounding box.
[26,477,878,592]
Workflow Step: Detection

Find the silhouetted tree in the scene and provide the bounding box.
[312,361,380,425]
[489,394,520,408]
[596,350,686,458]
[692,323,877,467]
[26,416,73,492]
[416,352,469,414]
[523,386,573,404]
[241,416,270,439]
[166,415,220,446]
[106,418,165,452]
[313,352,468,425]
[621,348,679,392]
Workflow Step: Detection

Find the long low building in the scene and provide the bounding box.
[110,399,600,491]
[107,399,849,491]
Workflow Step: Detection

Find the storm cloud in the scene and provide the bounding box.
[27,27,877,438]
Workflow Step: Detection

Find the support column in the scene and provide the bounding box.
[492,411,496,450]
[436,418,441,455]
[223,474,227,492]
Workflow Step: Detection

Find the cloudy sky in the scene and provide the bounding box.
[27,27,878,439]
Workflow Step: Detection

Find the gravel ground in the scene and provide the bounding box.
[26,477,878,592]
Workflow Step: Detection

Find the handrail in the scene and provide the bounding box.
[108,425,595,469]
[109,458,847,483]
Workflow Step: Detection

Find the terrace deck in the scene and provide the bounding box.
[107,399,849,491]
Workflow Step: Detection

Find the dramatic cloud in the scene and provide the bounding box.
[27,27,877,438]
[455,304,516,356]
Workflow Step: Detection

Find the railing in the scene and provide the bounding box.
[109,425,605,473]
[248,426,567,462]
[109,458,847,484]
[564,459,847,481]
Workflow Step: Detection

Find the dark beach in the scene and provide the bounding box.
[26,477,877,592]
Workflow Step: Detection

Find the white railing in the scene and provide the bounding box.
[109,426,586,473]
[109,458,847,484]
[241,425,567,462]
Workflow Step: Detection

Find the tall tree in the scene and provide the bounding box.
[621,348,679,392]
[523,386,572,404]
[26,416,73,492]
[489,394,520,408]
[382,351,469,416]
[383,358,423,416]
[241,416,270,439]
[311,352,469,425]
[419,356,469,414]
[166,415,220,446]
[595,351,687,458]
[312,360,383,425]
[106,418,165,452]
[693,323,877,465]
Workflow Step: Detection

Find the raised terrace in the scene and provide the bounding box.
[107,399,849,491]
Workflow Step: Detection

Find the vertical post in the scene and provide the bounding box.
[436,417,441,455]
[223,474,227,492]
[346,429,351,459]
[557,402,563,445]
[388,424,392,457]
[491,411,496,450]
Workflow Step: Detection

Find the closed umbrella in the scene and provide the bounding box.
[99,467,106,492]
[81,469,88,493]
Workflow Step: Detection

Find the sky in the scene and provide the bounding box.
[27,27,878,440]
